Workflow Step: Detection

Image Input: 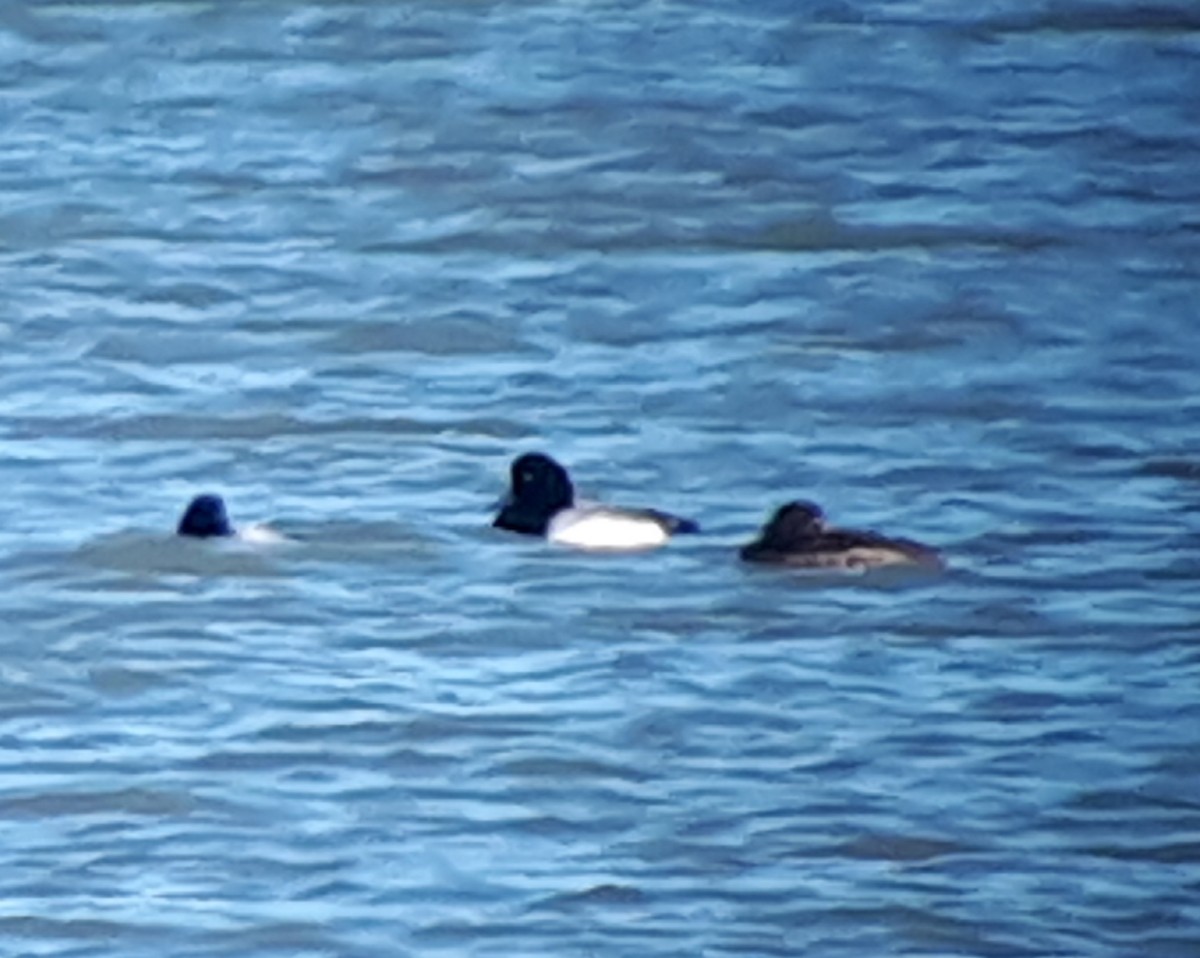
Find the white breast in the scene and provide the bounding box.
[547,508,670,552]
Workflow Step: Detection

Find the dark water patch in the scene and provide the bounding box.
[86,330,273,364]
[0,915,155,944]
[535,882,648,910]
[358,216,1064,257]
[135,281,241,309]
[0,787,198,819]
[322,313,532,357]
[803,306,1028,355]
[1139,457,1200,481]
[717,217,1061,255]
[1146,556,1200,581]
[185,747,364,775]
[974,689,1073,717]
[492,755,651,784]
[12,412,532,442]
[980,5,1200,37]
[87,665,171,697]
[1066,788,1200,817]
[401,712,547,744]
[835,832,971,863]
[1077,840,1200,864]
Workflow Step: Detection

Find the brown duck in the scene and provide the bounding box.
[740,500,943,570]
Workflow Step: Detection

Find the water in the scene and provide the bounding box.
[1,1,1198,955]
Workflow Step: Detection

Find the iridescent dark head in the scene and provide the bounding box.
[493,452,575,535]
[511,453,573,508]
[760,499,826,546]
[177,494,234,538]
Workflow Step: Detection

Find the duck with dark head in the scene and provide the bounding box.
[493,452,699,551]
[741,500,943,570]
[175,493,289,545]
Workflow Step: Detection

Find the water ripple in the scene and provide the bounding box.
[0,1,1197,957]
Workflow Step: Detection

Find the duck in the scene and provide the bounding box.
[176,493,288,544]
[492,452,700,551]
[740,500,943,570]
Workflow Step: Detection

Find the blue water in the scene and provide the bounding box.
[1,1,1198,956]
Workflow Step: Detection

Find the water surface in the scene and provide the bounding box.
[1,1,1198,956]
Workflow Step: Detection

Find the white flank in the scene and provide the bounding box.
[236,523,292,546]
[548,509,669,552]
